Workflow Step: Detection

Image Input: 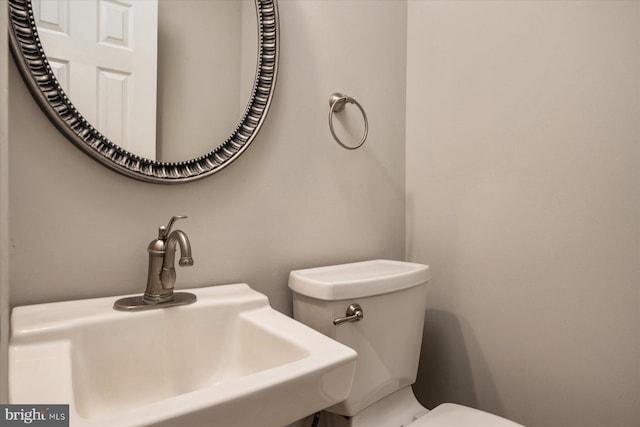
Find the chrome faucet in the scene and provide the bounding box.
[114,216,197,311]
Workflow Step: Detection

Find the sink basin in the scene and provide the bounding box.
[9,284,357,427]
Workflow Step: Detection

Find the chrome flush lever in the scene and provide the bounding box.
[333,304,364,325]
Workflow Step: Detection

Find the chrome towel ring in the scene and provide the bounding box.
[328,92,369,150]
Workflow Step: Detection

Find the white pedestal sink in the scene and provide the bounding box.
[9,284,357,427]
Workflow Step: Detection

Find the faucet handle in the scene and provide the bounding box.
[159,215,188,238]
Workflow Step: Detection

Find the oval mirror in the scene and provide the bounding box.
[8,0,279,183]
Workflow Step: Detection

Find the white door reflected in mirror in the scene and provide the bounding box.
[33,0,159,159]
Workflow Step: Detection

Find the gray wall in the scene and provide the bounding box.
[406,1,640,426]
[156,0,248,162]
[8,1,408,315]
[1,0,10,403]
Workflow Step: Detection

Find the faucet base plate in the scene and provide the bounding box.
[113,292,197,312]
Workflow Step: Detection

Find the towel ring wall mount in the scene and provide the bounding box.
[328,92,368,150]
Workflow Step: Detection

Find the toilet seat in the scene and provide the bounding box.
[409,403,524,427]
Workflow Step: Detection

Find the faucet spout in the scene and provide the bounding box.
[160,230,193,291]
[164,230,193,269]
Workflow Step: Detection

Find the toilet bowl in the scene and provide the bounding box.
[288,259,523,427]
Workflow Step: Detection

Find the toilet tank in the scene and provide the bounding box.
[288,260,430,417]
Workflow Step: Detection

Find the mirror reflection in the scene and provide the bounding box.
[32,0,258,162]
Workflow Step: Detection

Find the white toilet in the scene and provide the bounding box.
[288,259,523,427]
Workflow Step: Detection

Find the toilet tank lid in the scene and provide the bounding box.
[288,259,430,300]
